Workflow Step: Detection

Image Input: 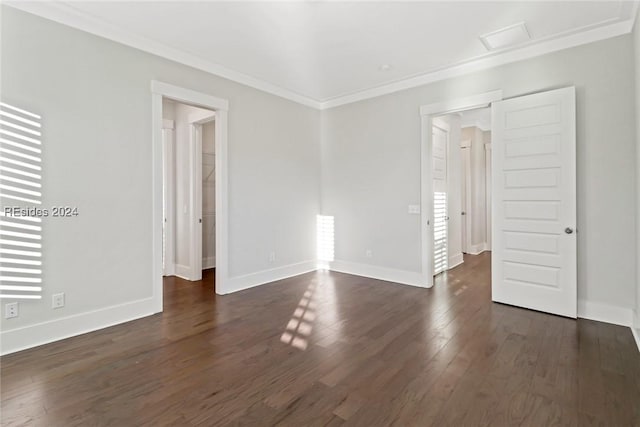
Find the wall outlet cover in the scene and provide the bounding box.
[52,293,65,309]
[5,302,18,319]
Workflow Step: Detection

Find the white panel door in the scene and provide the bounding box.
[491,86,576,318]
[432,123,448,275]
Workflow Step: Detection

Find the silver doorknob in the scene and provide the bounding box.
[565,227,574,234]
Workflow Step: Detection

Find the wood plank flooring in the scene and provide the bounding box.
[1,254,639,426]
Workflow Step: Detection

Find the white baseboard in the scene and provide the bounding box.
[221,260,317,294]
[203,256,216,270]
[328,260,425,288]
[577,300,634,327]
[175,264,190,280]
[632,327,640,353]
[163,263,175,277]
[0,297,157,356]
[633,309,640,352]
[468,242,488,255]
[448,253,464,269]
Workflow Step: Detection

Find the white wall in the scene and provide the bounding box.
[322,34,637,315]
[0,7,320,353]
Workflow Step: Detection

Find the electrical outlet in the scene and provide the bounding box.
[52,293,65,309]
[5,302,18,319]
[365,249,373,258]
[268,251,276,263]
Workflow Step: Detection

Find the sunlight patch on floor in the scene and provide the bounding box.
[280,280,317,350]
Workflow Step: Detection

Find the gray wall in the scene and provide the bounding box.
[321,34,637,310]
[0,7,320,333]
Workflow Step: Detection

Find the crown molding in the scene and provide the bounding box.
[5,1,323,109]
[320,16,637,109]
[6,1,639,111]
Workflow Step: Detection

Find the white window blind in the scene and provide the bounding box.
[0,103,43,299]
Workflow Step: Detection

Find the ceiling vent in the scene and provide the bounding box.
[479,22,530,51]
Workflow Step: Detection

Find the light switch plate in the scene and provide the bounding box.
[408,204,421,214]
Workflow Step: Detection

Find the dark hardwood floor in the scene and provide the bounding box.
[1,253,639,426]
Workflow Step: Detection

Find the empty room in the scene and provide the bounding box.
[1,1,640,426]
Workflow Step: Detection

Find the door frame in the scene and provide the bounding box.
[431,117,450,275]
[162,119,176,277]
[485,142,492,250]
[151,81,229,313]
[460,139,472,254]
[190,114,216,281]
[420,90,503,287]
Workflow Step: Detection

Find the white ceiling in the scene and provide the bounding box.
[7,1,639,108]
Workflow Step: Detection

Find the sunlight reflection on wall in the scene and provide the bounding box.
[0,103,43,299]
[316,214,334,270]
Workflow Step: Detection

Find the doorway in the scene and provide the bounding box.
[429,108,492,279]
[421,91,502,288]
[161,98,215,284]
[420,87,577,319]
[151,81,230,313]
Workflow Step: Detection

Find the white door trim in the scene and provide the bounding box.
[460,139,472,254]
[190,123,204,281]
[161,124,176,277]
[420,90,503,287]
[485,142,492,250]
[151,80,230,313]
[431,117,450,275]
